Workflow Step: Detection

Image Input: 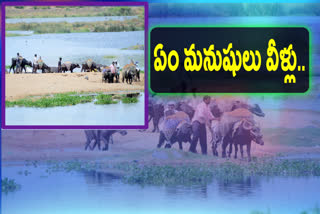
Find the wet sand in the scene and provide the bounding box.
[5,73,145,101]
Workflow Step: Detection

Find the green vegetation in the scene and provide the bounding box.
[21,156,320,186]
[94,94,118,105]
[6,6,144,18]
[44,160,100,175]
[120,164,213,185]
[121,44,144,50]
[114,158,320,185]
[6,93,94,108]
[263,127,320,147]
[121,96,138,104]
[6,18,144,34]
[5,32,30,37]
[2,178,21,194]
[103,55,117,59]
[6,92,140,108]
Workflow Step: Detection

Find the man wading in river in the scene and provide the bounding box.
[189,96,217,155]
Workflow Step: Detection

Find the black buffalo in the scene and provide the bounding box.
[222,120,264,162]
[157,122,192,150]
[84,130,127,151]
[9,58,32,74]
[61,62,80,73]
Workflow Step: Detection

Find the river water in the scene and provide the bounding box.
[6,93,145,126]
[2,165,320,214]
[5,30,145,72]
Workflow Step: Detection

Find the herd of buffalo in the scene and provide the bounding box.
[8,57,141,84]
[84,97,266,162]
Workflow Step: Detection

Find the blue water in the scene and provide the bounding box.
[6,30,34,35]
[6,93,145,126]
[2,165,320,214]
[6,16,137,24]
[5,31,144,72]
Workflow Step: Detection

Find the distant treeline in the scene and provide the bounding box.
[149,3,320,17]
[6,18,144,34]
[6,6,144,19]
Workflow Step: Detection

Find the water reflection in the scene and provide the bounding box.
[216,177,261,198]
[83,170,120,185]
[6,93,145,125]
[2,165,320,214]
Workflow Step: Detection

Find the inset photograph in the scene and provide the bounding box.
[2,3,147,128]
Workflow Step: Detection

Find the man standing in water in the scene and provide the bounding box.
[189,96,216,155]
[58,57,62,73]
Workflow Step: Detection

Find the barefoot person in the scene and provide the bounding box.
[58,57,62,73]
[189,96,217,155]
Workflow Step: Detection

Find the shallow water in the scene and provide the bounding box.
[5,31,145,72]
[6,16,137,24]
[6,30,34,35]
[6,93,145,126]
[2,165,320,214]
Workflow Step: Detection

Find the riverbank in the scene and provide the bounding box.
[6,18,144,34]
[5,6,144,19]
[5,73,145,101]
[2,123,320,163]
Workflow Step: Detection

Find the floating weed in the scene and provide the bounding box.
[2,177,21,194]
[103,55,116,59]
[94,94,118,105]
[121,44,144,50]
[115,163,214,185]
[6,93,94,108]
[114,158,320,185]
[121,96,138,104]
[45,160,99,174]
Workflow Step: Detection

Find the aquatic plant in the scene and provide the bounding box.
[121,44,144,50]
[6,93,94,108]
[121,96,138,104]
[103,55,117,59]
[115,158,320,185]
[42,157,320,186]
[5,32,31,37]
[120,164,214,185]
[94,94,118,105]
[45,160,100,174]
[2,177,21,194]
